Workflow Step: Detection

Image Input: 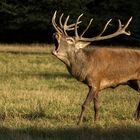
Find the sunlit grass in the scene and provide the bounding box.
[0,44,139,140]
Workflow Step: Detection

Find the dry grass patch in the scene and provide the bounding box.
[0,44,139,140]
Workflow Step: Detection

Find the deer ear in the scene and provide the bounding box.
[75,41,90,49]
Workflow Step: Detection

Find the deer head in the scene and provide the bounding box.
[52,11,132,65]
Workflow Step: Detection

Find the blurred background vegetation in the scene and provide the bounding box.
[0,0,140,45]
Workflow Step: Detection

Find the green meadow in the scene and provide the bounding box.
[0,44,139,140]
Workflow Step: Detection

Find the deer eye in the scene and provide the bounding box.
[53,33,55,39]
[53,33,59,39]
[66,37,75,44]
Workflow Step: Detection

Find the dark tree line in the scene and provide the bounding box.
[0,0,140,45]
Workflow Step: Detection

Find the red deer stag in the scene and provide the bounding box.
[52,11,140,124]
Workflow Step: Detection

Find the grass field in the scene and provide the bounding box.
[0,44,139,140]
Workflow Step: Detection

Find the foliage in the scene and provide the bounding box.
[0,0,140,43]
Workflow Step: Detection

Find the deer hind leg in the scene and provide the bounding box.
[93,93,100,121]
[135,80,140,120]
[77,87,98,125]
[136,101,140,119]
[128,80,140,120]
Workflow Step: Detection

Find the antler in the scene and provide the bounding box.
[52,11,132,42]
[75,16,132,42]
[52,11,81,36]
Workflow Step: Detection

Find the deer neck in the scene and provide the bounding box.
[66,49,89,81]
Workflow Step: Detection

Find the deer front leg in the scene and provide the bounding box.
[77,87,95,125]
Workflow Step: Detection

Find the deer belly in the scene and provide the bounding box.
[100,74,137,89]
[100,79,118,89]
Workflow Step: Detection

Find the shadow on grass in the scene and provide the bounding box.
[0,50,51,55]
[22,111,46,121]
[0,126,140,140]
[0,72,72,80]
[38,72,72,80]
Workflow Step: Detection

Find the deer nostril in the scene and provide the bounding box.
[52,50,56,55]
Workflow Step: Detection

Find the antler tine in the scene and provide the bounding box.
[63,15,70,36]
[59,13,64,28]
[118,19,122,30]
[124,17,133,29]
[75,14,83,39]
[52,11,63,34]
[122,17,133,35]
[52,11,59,32]
[67,21,82,30]
[63,16,82,30]
[117,17,132,35]
[97,19,112,37]
[80,18,93,38]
